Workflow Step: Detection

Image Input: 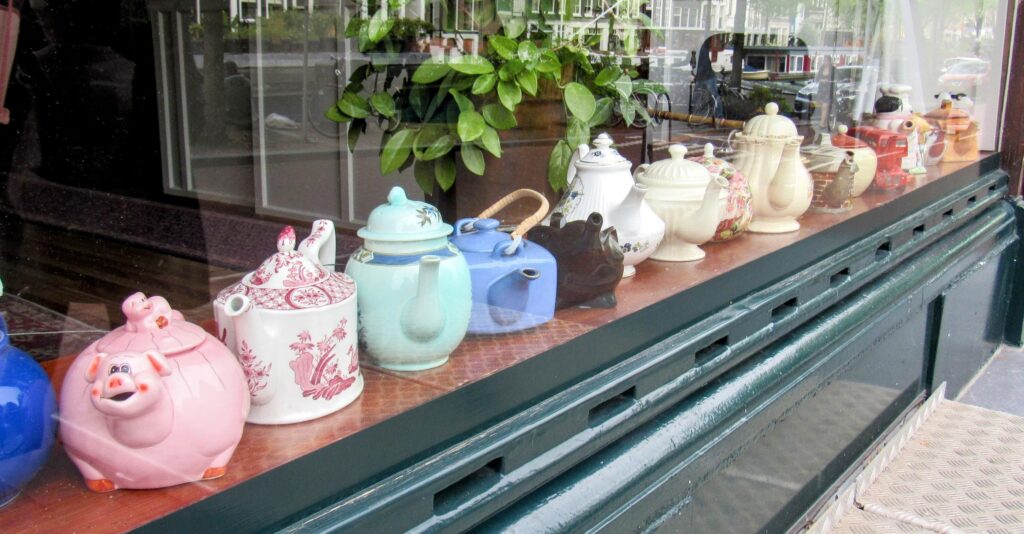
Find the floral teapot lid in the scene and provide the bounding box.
[95,293,207,356]
[634,144,727,202]
[741,102,798,140]
[576,133,631,169]
[358,187,452,243]
[216,221,356,310]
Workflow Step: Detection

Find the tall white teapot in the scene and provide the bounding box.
[549,133,665,277]
[729,103,812,233]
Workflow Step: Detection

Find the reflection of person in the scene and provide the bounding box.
[693,40,722,118]
[223,60,251,128]
[814,55,834,129]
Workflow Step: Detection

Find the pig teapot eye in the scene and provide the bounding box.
[120,364,131,374]
[109,365,120,375]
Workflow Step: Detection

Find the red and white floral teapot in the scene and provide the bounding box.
[213,220,362,425]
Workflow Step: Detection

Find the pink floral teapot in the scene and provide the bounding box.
[60,293,249,492]
[214,220,362,425]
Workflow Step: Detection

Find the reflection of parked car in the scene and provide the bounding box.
[794,66,872,127]
[939,58,989,91]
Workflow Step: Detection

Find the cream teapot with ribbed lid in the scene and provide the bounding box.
[634,144,728,262]
[729,103,812,233]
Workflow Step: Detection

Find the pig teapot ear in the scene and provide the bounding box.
[144,350,172,377]
[85,352,108,382]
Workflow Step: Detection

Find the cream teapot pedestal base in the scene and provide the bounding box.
[371,354,450,372]
[650,242,706,262]
[748,217,801,234]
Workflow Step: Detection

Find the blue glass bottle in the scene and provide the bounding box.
[0,308,58,507]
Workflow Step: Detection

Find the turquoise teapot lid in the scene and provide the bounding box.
[358,187,453,242]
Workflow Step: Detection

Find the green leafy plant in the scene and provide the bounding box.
[325,4,663,194]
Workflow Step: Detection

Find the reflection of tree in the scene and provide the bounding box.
[202,8,226,143]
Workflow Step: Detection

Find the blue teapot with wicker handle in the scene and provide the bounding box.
[451,189,557,334]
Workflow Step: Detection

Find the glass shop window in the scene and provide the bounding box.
[0,0,1014,530]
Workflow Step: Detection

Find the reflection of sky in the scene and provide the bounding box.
[0,386,21,407]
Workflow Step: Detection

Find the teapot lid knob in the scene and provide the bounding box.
[668,144,688,159]
[837,124,848,135]
[277,226,296,253]
[593,133,613,149]
[703,143,714,157]
[765,102,779,116]
[387,186,409,206]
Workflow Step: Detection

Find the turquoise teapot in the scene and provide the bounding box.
[451,189,557,334]
[345,187,472,371]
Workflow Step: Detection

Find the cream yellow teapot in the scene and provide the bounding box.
[729,103,812,233]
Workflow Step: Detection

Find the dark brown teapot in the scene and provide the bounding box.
[528,212,624,309]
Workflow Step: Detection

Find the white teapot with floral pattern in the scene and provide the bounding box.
[213,220,362,425]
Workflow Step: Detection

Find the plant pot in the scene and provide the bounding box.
[446,99,645,225]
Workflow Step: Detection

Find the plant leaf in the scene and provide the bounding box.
[619,97,636,126]
[567,117,589,148]
[472,72,498,95]
[489,35,518,60]
[449,89,474,113]
[421,134,456,161]
[482,103,517,130]
[325,105,352,123]
[434,154,456,191]
[588,97,614,127]
[347,119,365,152]
[478,126,502,157]
[337,92,371,119]
[535,50,560,73]
[457,110,486,142]
[412,58,451,84]
[414,160,435,195]
[344,18,363,38]
[460,143,486,175]
[517,41,539,63]
[547,140,572,192]
[501,15,526,39]
[409,85,430,120]
[370,92,396,118]
[414,124,446,157]
[516,70,538,96]
[367,9,393,44]
[497,80,522,111]
[380,129,415,174]
[450,55,495,74]
[452,76,475,91]
[595,66,621,87]
[564,82,596,121]
[614,74,633,99]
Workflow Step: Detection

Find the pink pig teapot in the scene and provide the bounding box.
[214,220,362,425]
[59,293,250,492]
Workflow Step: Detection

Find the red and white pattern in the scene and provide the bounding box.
[288,318,358,401]
[216,273,355,310]
[237,340,272,396]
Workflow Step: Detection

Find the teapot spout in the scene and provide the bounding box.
[695,175,728,234]
[487,268,541,326]
[610,184,648,236]
[224,294,276,405]
[400,256,446,342]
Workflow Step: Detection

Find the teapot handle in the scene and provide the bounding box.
[477,189,550,240]
[632,163,650,181]
[298,220,337,271]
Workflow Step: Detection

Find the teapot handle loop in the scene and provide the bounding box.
[477,189,550,240]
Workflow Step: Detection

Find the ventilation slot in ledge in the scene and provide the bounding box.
[830,267,851,288]
[988,184,998,192]
[695,335,730,365]
[943,208,954,219]
[968,195,977,204]
[588,386,637,427]
[771,297,799,322]
[433,457,504,516]
[913,224,926,238]
[875,240,892,261]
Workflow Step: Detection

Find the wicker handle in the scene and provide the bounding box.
[477,189,550,239]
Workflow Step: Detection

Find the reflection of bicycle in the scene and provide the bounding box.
[306,55,344,138]
[688,68,744,127]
